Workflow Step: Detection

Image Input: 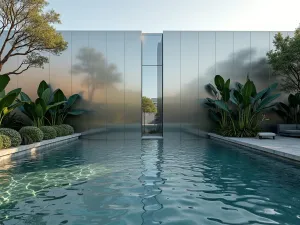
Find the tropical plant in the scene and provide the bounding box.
[19,126,44,143]
[0,75,23,126]
[275,93,300,123]
[48,89,85,125]
[1,112,29,131]
[40,126,57,140]
[19,81,65,127]
[206,75,280,137]
[0,128,22,147]
[0,134,11,149]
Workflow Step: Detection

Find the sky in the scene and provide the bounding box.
[48,0,300,32]
[46,0,300,98]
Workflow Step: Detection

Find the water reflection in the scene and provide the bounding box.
[139,140,165,224]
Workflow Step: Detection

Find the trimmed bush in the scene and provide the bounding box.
[0,128,22,147]
[19,126,44,143]
[0,135,11,149]
[60,124,74,135]
[40,126,57,140]
[52,125,64,137]
[21,133,34,145]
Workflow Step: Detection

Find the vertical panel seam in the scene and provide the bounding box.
[250,31,252,76]
[105,32,108,140]
[215,32,216,75]
[71,32,73,95]
[197,32,200,138]
[124,32,126,140]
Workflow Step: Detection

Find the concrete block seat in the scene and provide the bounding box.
[257,132,276,139]
[278,124,300,137]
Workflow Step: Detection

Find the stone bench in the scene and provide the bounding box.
[257,132,276,139]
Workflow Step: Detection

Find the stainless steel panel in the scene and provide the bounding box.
[180,32,199,139]
[70,31,89,132]
[125,31,142,139]
[163,31,181,139]
[198,32,216,132]
[106,32,125,139]
[216,32,234,81]
[233,32,251,82]
[250,32,271,89]
[86,31,107,138]
[49,32,71,98]
[17,54,49,100]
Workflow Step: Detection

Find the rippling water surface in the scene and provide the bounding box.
[0,138,300,225]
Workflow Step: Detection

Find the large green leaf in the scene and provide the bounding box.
[7,88,22,97]
[66,94,80,108]
[233,90,243,105]
[41,88,52,104]
[252,88,269,104]
[214,100,230,112]
[257,93,281,112]
[20,92,32,102]
[37,80,49,98]
[208,109,221,123]
[46,101,66,111]
[34,104,44,118]
[36,98,47,113]
[222,87,230,102]
[214,75,225,91]
[278,102,290,113]
[224,79,230,89]
[0,75,10,92]
[0,93,17,111]
[68,109,85,115]
[53,89,66,103]
[0,90,5,98]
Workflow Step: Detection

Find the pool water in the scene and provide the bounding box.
[0,138,300,225]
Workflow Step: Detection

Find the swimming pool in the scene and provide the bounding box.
[0,138,299,225]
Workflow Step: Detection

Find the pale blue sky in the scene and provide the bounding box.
[48,0,300,32]
[46,0,299,98]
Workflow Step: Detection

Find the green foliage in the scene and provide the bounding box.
[1,112,29,131]
[52,125,66,137]
[19,126,44,143]
[275,93,300,123]
[267,28,300,93]
[21,134,34,145]
[0,0,67,76]
[0,128,22,147]
[206,75,280,137]
[40,126,57,140]
[48,89,85,125]
[0,75,23,126]
[142,96,157,113]
[60,124,74,135]
[19,80,65,127]
[0,134,11,149]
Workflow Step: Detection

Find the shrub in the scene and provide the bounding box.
[40,126,57,140]
[0,128,22,147]
[21,133,34,145]
[0,135,11,149]
[52,125,64,137]
[19,126,44,143]
[60,124,74,135]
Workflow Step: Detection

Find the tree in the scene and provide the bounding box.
[267,28,300,93]
[142,96,157,113]
[72,47,121,101]
[0,0,67,76]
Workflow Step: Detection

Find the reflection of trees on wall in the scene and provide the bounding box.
[72,47,121,101]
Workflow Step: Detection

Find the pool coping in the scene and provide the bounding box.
[0,133,81,163]
[208,133,300,162]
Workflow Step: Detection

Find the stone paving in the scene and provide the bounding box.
[209,133,300,162]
